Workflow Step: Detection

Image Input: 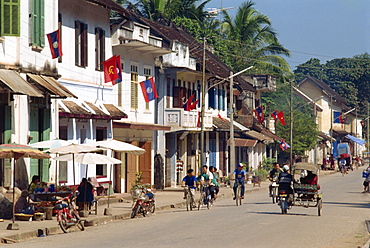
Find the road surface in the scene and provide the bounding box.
[12,169,370,248]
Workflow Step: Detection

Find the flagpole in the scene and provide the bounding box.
[200,37,206,169]
[229,71,235,174]
[290,80,293,168]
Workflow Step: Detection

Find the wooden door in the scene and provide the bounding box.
[114,152,121,193]
[139,142,151,185]
[126,141,138,190]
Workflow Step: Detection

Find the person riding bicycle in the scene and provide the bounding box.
[267,163,283,197]
[339,158,347,174]
[209,166,220,200]
[232,163,247,200]
[181,169,197,202]
[198,165,215,202]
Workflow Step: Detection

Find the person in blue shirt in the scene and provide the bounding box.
[181,169,197,201]
[233,163,247,200]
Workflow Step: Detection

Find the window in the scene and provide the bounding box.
[96,164,107,177]
[95,27,105,71]
[30,0,44,48]
[75,20,88,67]
[96,127,107,141]
[130,65,138,109]
[144,68,151,110]
[0,0,20,36]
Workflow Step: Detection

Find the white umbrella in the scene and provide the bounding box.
[53,153,122,164]
[30,139,72,186]
[92,139,145,155]
[30,139,72,149]
[47,144,103,186]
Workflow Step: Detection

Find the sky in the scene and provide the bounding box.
[206,0,370,70]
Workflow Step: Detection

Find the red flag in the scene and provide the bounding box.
[140,77,158,102]
[197,112,201,127]
[271,110,278,122]
[339,113,345,124]
[189,99,199,111]
[46,30,63,59]
[277,111,286,126]
[218,113,226,122]
[183,95,194,111]
[103,55,119,83]
[361,120,365,127]
[253,106,264,124]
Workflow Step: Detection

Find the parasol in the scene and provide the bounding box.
[340,153,350,158]
[0,143,50,230]
[47,144,102,186]
[30,139,72,187]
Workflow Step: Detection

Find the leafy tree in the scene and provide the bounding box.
[263,83,319,156]
[220,1,292,79]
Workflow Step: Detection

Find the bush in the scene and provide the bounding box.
[253,169,268,180]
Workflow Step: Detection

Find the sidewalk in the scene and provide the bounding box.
[0,181,270,243]
[0,170,339,244]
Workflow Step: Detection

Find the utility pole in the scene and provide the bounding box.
[200,38,206,169]
[290,80,293,167]
[355,107,358,157]
[367,102,369,152]
[330,96,333,156]
[229,71,235,173]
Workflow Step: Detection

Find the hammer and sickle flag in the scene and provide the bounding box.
[103,55,121,83]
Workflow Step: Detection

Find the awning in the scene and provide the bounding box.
[332,126,349,136]
[244,130,273,143]
[113,120,171,131]
[27,74,77,98]
[346,134,366,146]
[227,138,257,147]
[213,117,249,132]
[0,69,43,97]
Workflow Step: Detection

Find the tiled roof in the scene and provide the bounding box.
[213,117,244,131]
[103,104,127,119]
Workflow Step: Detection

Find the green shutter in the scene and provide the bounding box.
[31,0,45,47]
[29,106,39,178]
[40,108,50,182]
[1,0,20,36]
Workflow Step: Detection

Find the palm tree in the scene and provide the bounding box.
[221,1,292,77]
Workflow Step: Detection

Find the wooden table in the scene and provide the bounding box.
[33,191,72,202]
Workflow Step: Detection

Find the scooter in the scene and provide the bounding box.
[278,189,290,214]
[131,188,155,218]
[54,192,85,233]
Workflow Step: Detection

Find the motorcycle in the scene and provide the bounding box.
[131,187,155,218]
[54,192,85,233]
[278,189,290,214]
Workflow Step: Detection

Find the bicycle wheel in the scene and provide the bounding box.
[58,212,69,233]
[131,205,139,218]
[149,202,155,213]
[272,187,277,204]
[236,186,240,206]
[186,193,190,211]
[189,195,194,211]
[239,190,242,206]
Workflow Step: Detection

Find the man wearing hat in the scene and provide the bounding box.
[232,163,247,200]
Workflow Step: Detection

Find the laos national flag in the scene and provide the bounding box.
[140,77,158,102]
[47,30,63,59]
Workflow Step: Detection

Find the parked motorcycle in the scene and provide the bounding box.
[54,192,85,233]
[131,187,155,218]
[278,189,290,214]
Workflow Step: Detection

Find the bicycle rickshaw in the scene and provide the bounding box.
[290,162,323,216]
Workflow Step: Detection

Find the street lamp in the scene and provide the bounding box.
[199,65,253,172]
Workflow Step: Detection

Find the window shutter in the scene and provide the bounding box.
[75,21,79,66]
[95,28,99,70]
[40,0,45,47]
[58,13,62,62]
[208,88,215,109]
[131,82,138,109]
[101,29,105,70]
[1,0,20,36]
[173,86,180,108]
[82,23,88,67]
[31,0,38,44]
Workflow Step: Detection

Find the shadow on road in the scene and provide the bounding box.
[251,211,309,216]
[323,201,370,209]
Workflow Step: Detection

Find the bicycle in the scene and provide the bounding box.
[270,179,279,204]
[183,186,195,211]
[233,180,244,206]
[340,165,346,176]
[198,185,211,210]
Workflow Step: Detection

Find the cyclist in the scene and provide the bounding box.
[278,164,293,196]
[198,165,214,202]
[209,166,220,200]
[232,163,246,200]
[267,163,283,197]
[339,158,347,174]
[181,169,197,202]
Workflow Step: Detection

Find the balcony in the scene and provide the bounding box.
[164,108,212,129]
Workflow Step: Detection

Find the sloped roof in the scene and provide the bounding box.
[103,103,127,119]
[212,117,248,131]
[126,10,255,93]
[299,75,348,105]
[85,0,130,17]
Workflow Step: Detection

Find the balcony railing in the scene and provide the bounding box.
[164,108,212,128]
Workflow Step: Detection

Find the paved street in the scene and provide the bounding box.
[10,169,370,248]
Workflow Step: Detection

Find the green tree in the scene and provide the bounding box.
[263,83,319,156]
[220,1,292,78]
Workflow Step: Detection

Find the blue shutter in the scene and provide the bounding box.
[333,111,340,123]
[208,88,215,109]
